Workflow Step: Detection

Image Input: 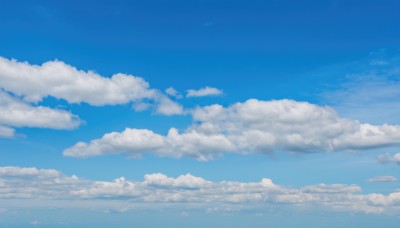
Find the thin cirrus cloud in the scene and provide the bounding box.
[186,86,223,97]
[0,56,183,115]
[1,166,399,214]
[366,176,397,183]
[322,52,400,124]
[0,91,81,137]
[64,99,400,160]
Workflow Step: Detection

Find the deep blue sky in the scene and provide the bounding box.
[1,0,399,102]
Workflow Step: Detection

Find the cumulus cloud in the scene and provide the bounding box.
[64,99,400,160]
[0,91,81,137]
[1,166,399,214]
[367,176,397,183]
[0,56,182,115]
[378,153,400,165]
[63,128,234,160]
[186,86,223,97]
[154,95,184,115]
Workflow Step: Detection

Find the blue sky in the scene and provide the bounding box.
[1,0,400,227]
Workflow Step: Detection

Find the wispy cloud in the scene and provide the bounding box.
[367,176,397,183]
[186,86,223,98]
[165,87,182,99]
[322,50,400,124]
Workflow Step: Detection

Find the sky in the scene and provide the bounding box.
[1,0,400,227]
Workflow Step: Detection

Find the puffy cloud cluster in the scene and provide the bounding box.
[64,99,400,160]
[186,86,223,97]
[0,166,399,214]
[0,91,81,137]
[63,128,235,160]
[0,56,184,137]
[0,56,150,105]
[0,56,182,115]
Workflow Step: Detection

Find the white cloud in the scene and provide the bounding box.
[154,95,184,115]
[367,176,397,183]
[378,153,400,165]
[0,56,182,115]
[64,99,400,160]
[186,86,223,97]
[1,166,399,214]
[165,87,182,98]
[0,125,15,138]
[63,127,234,160]
[143,173,211,189]
[0,91,81,137]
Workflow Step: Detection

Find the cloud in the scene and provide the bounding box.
[0,56,182,115]
[1,166,399,214]
[154,95,184,115]
[377,153,400,165]
[0,125,15,138]
[0,91,81,137]
[165,87,182,98]
[64,99,400,160]
[63,128,235,160]
[322,51,400,124]
[186,86,223,97]
[367,176,397,183]
[143,173,211,189]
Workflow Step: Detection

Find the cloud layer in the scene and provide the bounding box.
[0,166,399,214]
[64,99,400,160]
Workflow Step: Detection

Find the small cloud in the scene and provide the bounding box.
[132,102,151,112]
[30,220,41,226]
[378,153,400,165]
[165,87,182,99]
[186,86,223,98]
[180,211,189,217]
[366,176,397,183]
